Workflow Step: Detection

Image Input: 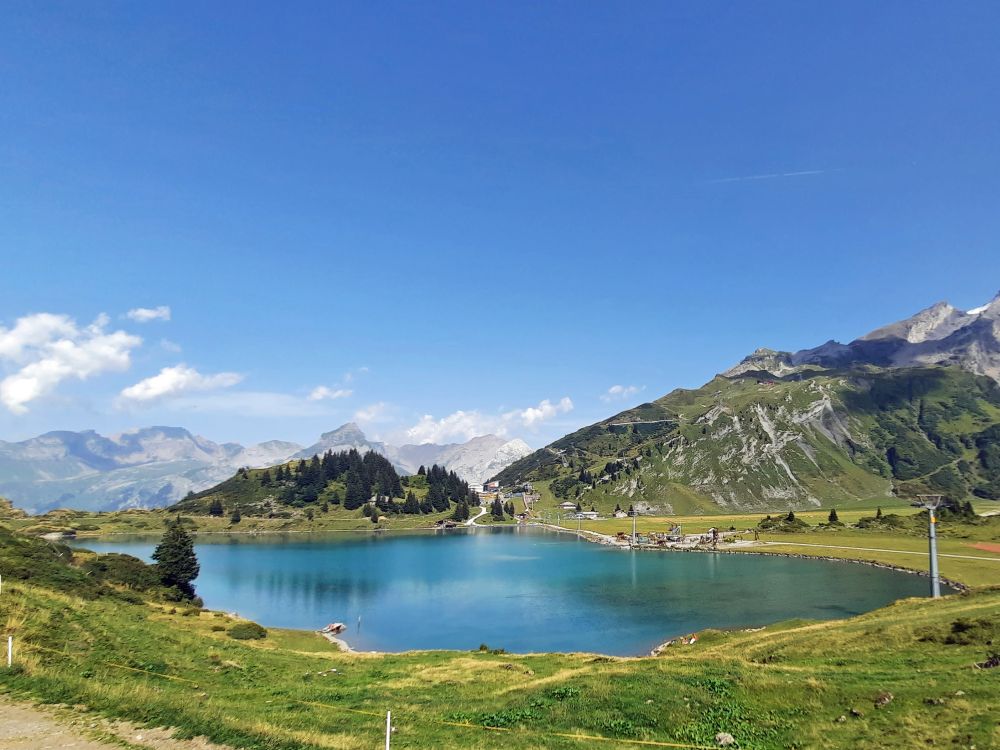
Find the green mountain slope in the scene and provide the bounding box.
[494,366,1000,512]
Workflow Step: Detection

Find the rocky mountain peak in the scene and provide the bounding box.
[859,301,965,344]
[724,289,1000,383]
[967,290,1000,318]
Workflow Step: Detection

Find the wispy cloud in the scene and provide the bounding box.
[343,366,370,384]
[162,390,332,418]
[600,384,645,402]
[308,385,353,401]
[354,401,392,424]
[706,169,835,185]
[126,306,171,323]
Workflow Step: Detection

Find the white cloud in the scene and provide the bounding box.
[118,364,243,405]
[159,339,182,353]
[126,306,171,323]
[404,396,574,444]
[600,384,644,402]
[508,396,574,427]
[406,410,499,444]
[354,401,391,423]
[0,313,141,414]
[308,385,353,401]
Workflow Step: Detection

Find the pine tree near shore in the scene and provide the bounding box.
[152,518,200,599]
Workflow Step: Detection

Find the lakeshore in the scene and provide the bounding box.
[71,525,943,656]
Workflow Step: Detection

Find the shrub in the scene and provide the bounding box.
[82,553,160,591]
[228,622,267,640]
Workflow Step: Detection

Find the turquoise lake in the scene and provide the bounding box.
[73,526,937,655]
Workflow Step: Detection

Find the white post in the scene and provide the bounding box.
[385,710,392,750]
[7,636,12,668]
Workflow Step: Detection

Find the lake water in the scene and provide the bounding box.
[73,526,936,655]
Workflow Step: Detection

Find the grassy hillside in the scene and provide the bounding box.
[0,523,998,749]
[495,366,1000,514]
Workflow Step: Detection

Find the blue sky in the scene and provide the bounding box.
[1,2,998,447]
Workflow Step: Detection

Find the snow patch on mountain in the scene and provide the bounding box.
[725,290,1000,383]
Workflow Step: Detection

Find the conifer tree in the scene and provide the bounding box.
[828,508,839,524]
[208,498,224,517]
[344,469,366,510]
[152,518,200,599]
[230,507,242,524]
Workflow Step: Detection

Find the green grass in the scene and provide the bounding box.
[3,504,466,538]
[1,520,999,749]
[2,578,999,749]
[494,366,1000,513]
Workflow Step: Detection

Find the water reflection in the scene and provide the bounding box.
[72,527,938,655]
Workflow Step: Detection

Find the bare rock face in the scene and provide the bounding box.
[725,291,1000,383]
[859,301,969,344]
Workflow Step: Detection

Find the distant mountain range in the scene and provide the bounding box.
[290,422,531,485]
[495,291,1000,512]
[725,291,1000,382]
[0,423,531,514]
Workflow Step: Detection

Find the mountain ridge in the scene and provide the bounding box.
[725,291,1000,381]
[494,292,1000,512]
[0,423,531,514]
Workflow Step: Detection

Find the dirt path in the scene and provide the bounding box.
[969,541,1000,554]
[465,506,488,526]
[0,695,232,750]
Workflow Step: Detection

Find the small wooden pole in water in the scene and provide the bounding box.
[385,710,392,750]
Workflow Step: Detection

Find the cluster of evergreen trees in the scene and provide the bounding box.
[257,449,401,508]
[489,497,516,520]
[252,451,477,517]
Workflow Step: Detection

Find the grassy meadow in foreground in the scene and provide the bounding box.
[0,515,998,750]
[2,577,999,750]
